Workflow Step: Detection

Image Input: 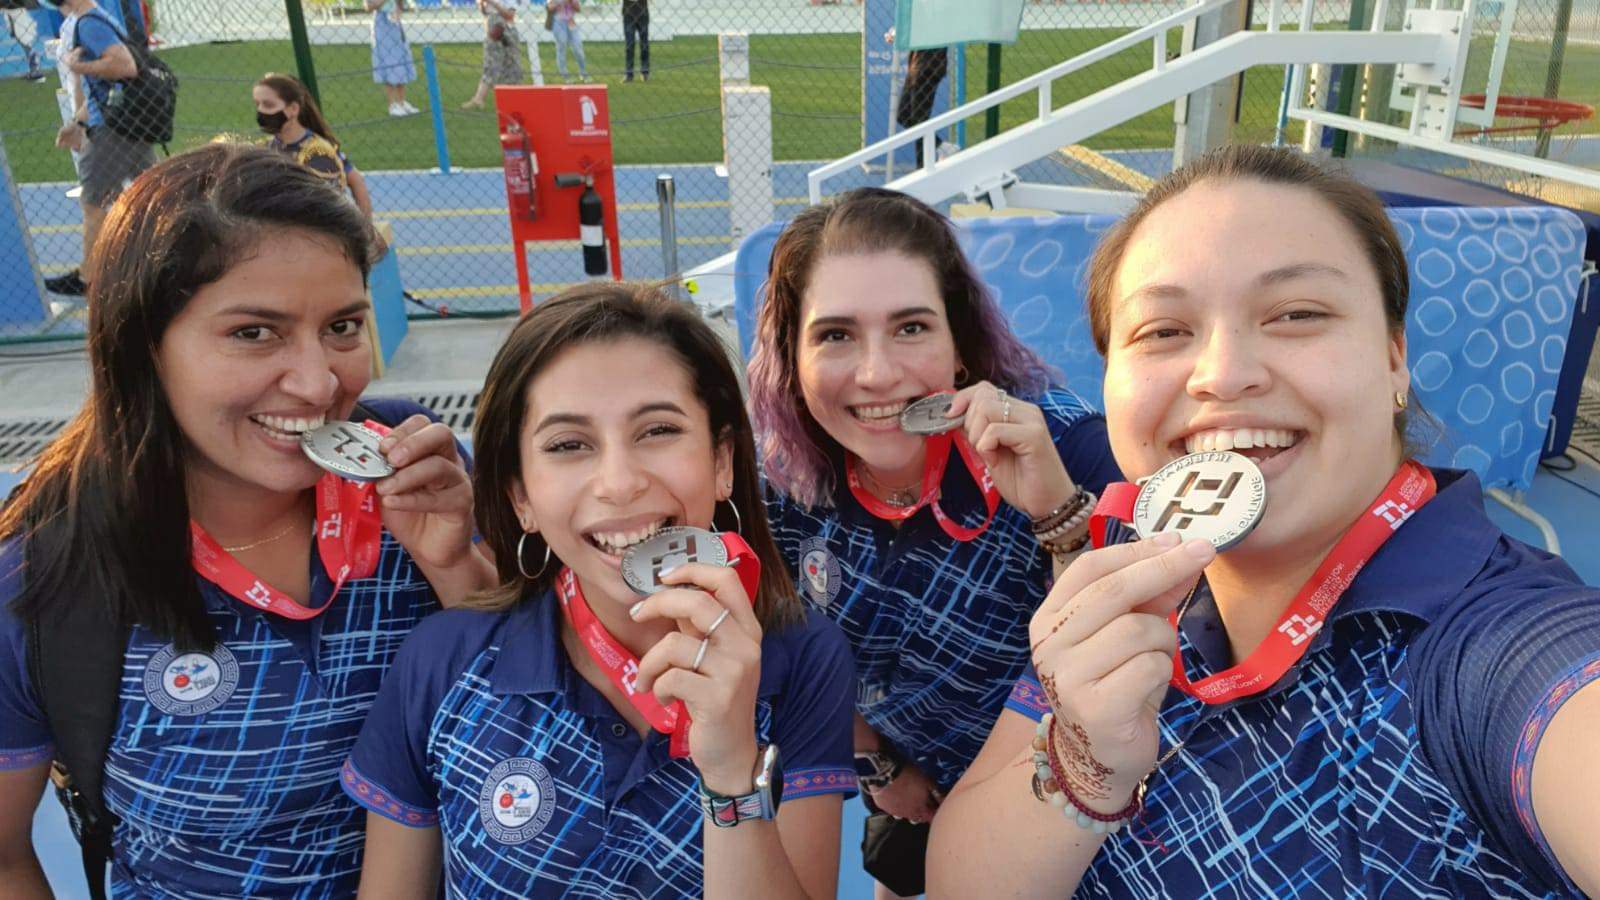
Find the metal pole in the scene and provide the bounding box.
[422,46,451,174]
[985,43,1002,140]
[1536,0,1575,158]
[1330,0,1368,158]
[284,0,321,105]
[656,174,681,296]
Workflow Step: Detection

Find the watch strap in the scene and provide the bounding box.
[701,790,768,828]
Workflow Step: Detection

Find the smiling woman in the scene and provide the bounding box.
[0,142,492,899]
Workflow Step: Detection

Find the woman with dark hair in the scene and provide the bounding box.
[253,72,375,221]
[343,283,857,899]
[747,187,1120,896]
[927,144,1600,897]
[0,143,492,897]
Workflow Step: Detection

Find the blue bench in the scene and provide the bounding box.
[732,206,1590,545]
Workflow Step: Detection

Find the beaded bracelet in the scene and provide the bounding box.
[1030,489,1092,536]
[1041,530,1092,563]
[1030,713,1142,834]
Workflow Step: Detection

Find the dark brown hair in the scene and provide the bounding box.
[748,187,1059,506]
[1,143,375,650]
[256,72,341,148]
[470,282,803,630]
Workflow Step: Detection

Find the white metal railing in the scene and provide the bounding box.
[807,0,1239,204]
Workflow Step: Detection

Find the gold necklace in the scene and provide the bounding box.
[222,520,303,554]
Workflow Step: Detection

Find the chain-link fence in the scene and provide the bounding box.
[2,0,1596,342]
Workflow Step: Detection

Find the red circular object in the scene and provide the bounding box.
[1457,94,1595,136]
[173,674,190,689]
[499,793,513,808]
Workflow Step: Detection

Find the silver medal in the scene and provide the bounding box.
[300,421,395,483]
[621,526,730,596]
[900,394,963,435]
[1132,451,1267,551]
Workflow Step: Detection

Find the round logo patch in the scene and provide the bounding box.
[142,644,240,716]
[797,537,841,607]
[478,757,556,845]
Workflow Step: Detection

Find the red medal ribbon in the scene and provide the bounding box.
[189,420,390,620]
[555,532,761,758]
[1091,460,1436,705]
[845,430,999,542]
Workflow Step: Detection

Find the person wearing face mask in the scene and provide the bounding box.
[926,144,1600,898]
[253,72,374,222]
[0,144,494,899]
[342,284,857,899]
[747,188,1122,898]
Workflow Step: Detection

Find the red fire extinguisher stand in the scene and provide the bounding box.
[493,85,623,310]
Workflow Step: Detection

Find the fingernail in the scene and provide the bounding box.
[657,564,679,580]
[374,480,393,495]
[1183,539,1215,559]
[1152,532,1181,548]
[388,448,409,465]
[629,601,645,620]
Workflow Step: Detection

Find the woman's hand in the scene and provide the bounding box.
[947,381,1077,521]
[373,415,475,570]
[632,562,764,794]
[1028,533,1211,812]
[867,761,942,824]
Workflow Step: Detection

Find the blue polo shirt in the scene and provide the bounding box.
[765,388,1121,791]
[68,9,130,129]
[1006,467,1598,897]
[0,398,450,898]
[342,593,857,898]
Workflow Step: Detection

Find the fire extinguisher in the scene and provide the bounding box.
[556,172,608,277]
[499,115,537,220]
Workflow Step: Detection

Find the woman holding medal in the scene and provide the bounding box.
[342,283,857,899]
[927,145,1600,897]
[0,143,491,898]
[748,187,1121,896]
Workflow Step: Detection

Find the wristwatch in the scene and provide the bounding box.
[699,744,783,828]
[853,748,903,792]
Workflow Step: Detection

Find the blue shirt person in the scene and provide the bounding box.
[998,467,1599,896]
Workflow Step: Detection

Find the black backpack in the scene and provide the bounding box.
[23,402,383,900]
[76,9,177,146]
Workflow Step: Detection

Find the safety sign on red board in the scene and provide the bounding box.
[565,91,610,143]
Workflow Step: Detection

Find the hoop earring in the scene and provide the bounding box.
[955,364,970,386]
[1395,391,1408,411]
[516,531,552,580]
[722,496,743,535]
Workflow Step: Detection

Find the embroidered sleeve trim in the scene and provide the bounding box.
[1004,675,1049,722]
[341,758,439,828]
[0,743,52,771]
[783,766,858,799]
[1510,650,1600,892]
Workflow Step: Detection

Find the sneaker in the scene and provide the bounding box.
[27,70,47,83]
[388,102,407,117]
[624,73,633,83]
[401,101,420,115]
[44,268,87,296]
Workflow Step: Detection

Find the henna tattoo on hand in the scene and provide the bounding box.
[1052,718,1114,802]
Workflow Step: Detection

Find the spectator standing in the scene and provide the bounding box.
[43,0,155,298]
[366,0,417,117]
[461,0,522,110]
[545,0,587,83]
[622,0,647,82]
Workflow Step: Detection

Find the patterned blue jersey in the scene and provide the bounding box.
[1007,468,1598,897]
[765,388,1120,791]
[343,595,857,899]
[0,398,449,898]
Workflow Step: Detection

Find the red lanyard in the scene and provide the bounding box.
[1091,460,1437,705]
[555,533,761,758]
[845,430,999,542]
[189,421,391,620]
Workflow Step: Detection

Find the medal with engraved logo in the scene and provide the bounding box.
[899,393,964,436]
[1131,451,1267,551]
[301,421,395,482]
[621,526,731,596]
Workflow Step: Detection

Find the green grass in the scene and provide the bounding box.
[2,29,1596,183]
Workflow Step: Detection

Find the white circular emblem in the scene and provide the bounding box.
[797,537,840,607]
[479,757,556,845]
[142,644,240,716]
[1132,451,1267,551]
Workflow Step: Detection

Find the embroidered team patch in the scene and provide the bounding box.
[798,537,841,607]
[142,644,241,716]
[479,757,557,845]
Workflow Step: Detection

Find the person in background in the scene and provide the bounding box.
[253,72,374,222]
[461,0,522,110]
[545,0,587,83]
[43,0,152,299]
[622,0,648,82]
[366,0,417,117]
